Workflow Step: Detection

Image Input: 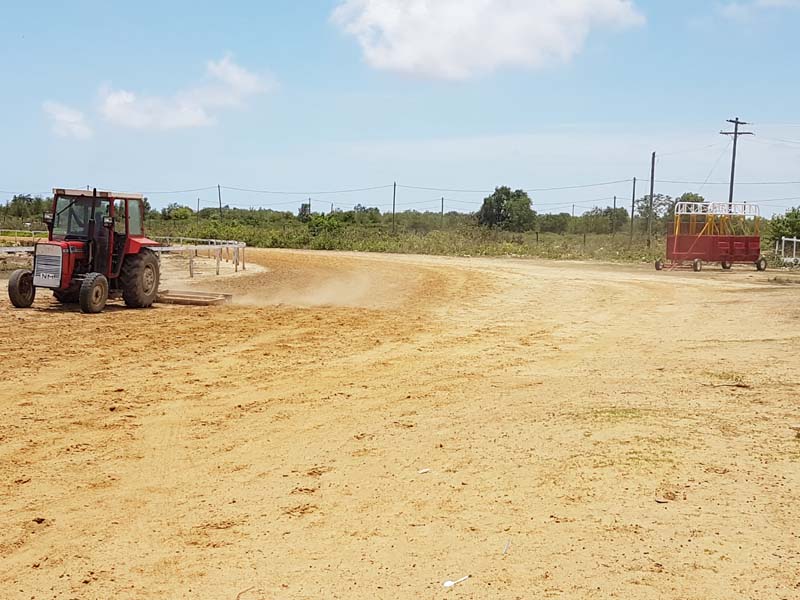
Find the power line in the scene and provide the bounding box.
[656,141,728,158]
[398,179,631,194]
[758,136,800,146]
[141,186,218,195]
[696,140,733,195]
[222,184,394,196]
[642,179,800,186]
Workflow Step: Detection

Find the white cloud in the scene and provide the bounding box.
[42,101,93,139]
[99,55,272,130]
[331,0,645,80]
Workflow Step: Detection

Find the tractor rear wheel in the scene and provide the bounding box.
[121,249,160,308]
[79,273,109,314]
[692,258,703,272]
[756,256,768,272]
[721,260,732,270]
[8,269,35,308]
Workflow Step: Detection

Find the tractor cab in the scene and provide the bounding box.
[8,188,161,313]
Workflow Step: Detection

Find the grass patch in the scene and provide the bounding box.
[576,406,653,424]
[704,370,748,385]
[146,220,665,263]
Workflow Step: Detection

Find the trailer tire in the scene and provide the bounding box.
[8,269,35,308]
[654,259,664,271]
[692,259,703,272]
[756,256,767,272]
[79,273,109,314]
[121,248,160,308]
[721,260,732,270]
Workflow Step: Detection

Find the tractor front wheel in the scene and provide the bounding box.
[721,260,732,270]
[8,269,35,308]
[121,249,160,308]
[756,256,768,272]
[692,259,703,272]
[79,273,109,314]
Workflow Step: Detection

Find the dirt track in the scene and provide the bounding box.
[1,250,799,599]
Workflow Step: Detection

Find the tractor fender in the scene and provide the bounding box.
[124,236,160,255]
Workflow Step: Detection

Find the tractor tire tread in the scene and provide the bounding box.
[79,273,109,314]
[8,269,35,308]
[121,248,160,308]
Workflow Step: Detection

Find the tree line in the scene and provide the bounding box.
[2,190,798,243]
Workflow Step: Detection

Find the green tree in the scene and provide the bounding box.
[635,193,673,220]
[161,203,194,220]
[675,192,705,205]
[538,212,570,234]
[297,202,312,223]
[767,207,800,244]
[604,206,629,233]
[308,213,343,237]
[477,187,536,232]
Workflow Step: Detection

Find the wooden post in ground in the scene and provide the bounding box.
[630,177,636,246]
[189,253,194,278]
[216,248,220,275]
[241,247,246,271]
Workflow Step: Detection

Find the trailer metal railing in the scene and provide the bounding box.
[777,236,800,267]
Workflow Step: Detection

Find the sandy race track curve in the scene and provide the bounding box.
[1,250,799,599]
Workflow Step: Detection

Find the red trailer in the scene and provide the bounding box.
[656,201,767,272]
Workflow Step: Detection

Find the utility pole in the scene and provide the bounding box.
[196,197,200,223]
[441,196,445,228]
[308,197,312,214]
[612,195,617,237]
[630,177,637,244]
[330,202,334,215]
[648,152,655,248]
[572,204,575,218]
[720,117,754,205]
[392,181,397,234]
[217,184,223,219]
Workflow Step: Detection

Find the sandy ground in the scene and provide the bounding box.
[1,249,799,600]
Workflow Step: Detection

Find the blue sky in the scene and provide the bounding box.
[2,0,799,216]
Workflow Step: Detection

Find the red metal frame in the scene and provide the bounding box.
[666,234,761,263]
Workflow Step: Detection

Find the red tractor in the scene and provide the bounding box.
[7,188,161,313]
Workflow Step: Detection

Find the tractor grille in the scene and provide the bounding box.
[33,254,62,288]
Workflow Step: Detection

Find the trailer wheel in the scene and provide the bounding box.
[654,259,664,271]
[755,256,767,272]
[692,259,703,272]
[721,260,732,270]
[79,273,109,314]
[8,269,35,308]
